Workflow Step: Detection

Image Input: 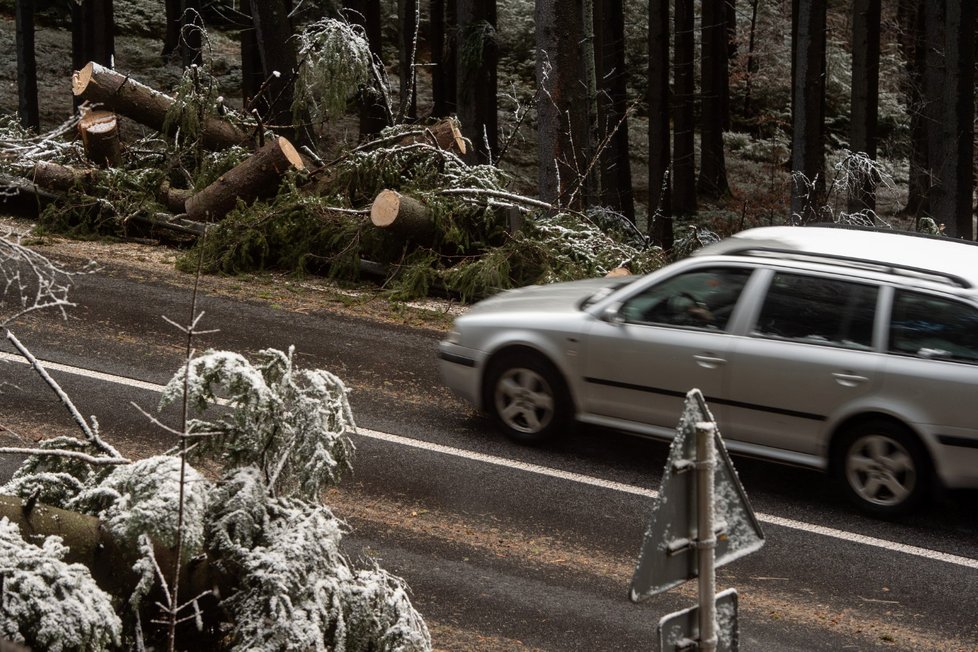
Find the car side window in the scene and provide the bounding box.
[619,268,752,331]
[889,291,978,363]
[754,273,877,350]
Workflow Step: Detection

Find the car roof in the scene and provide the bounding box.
[694,225,978,289]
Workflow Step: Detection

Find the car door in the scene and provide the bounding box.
[724,270,883,456]
[582,266,753,430]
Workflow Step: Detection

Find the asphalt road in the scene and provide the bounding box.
[2,258,977,651]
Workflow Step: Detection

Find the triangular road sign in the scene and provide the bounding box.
[630,390,764,602]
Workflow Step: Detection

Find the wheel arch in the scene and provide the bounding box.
[827,412,934,477]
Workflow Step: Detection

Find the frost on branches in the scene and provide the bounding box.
[2,348,431,651]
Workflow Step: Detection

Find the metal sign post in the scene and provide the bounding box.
[630,389,765,652]
[696,421,718,652]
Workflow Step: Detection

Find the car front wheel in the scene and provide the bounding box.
[484,353,571,444]
[836,421,930,517]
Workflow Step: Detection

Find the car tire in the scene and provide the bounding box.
[483,352,572,444]
[835,420,930,517]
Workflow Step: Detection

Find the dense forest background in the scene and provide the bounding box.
[2,0,976,298]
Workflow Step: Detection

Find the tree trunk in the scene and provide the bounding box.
[163,0,182,60]
[456,0,498,163]
[536,0,589,209]
[185,137,305,222]
[31,161,100,192]
[742,0,760,124]
[0,174,59,218]
[397,0,421,122]
[648,0,672,248]
[248,0,304,143]
[345,0,387,138]
[897,0,928,217]
[240,1,263,110]
[72,62,248,150]
[848,0,881,214]
[723,0,736,131]
[370,189,435,241]
[672,0,697,215]
[430,0,448,116]
[698,0,731,199]
[924,0,975,238]
[398,117,467,154]
[790,0,827,222]
[0,495,227,641]
[594,0,634,221]
[15,0,39,131]
[78,110,122,168]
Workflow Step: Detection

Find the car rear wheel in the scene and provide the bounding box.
[484,353,571,444]
[836,420,930,517]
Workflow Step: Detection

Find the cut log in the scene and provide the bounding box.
[185,137,305,222]
[159,180,193,214]
[72,61,247,150]
[31,161,99,192]
[399,118,467,155]
[370,189,435,242]
[78,109,121,167]
[0,174,60,217]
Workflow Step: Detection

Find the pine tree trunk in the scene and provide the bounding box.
[899,0,928,217]
[370,189,435,242]
[163,0,181,59]
[535,0,589,209]
[240,1,263,110]
[185,137,305,221]
[72,62,248,150]
[345,0,387,138]
[397,0,420,122]
[594,0,634,221]
[848,0,881,214]
[248,0,304,143]
[648,0,672,248]
[456,0,498,163]
[15,0,39,131]
[790,0,827,222]
[698,0,731,199]
[672,0,697,215]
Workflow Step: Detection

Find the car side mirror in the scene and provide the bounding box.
[602,302,625,325]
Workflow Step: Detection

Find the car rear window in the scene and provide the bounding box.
[754,273,877,350]
[889,291,978,363]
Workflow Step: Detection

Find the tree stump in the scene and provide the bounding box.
[78,109,121,167]
[370,189,435,242]
[72,61,247,150]
[185,137,305,222]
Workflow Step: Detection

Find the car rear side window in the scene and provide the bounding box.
[889,291,978,363]
[754,273,877,350]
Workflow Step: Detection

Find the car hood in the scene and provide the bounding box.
[465,277,634,316]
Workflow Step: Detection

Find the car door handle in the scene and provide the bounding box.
[832,372,868,387]
[694,354,727,369]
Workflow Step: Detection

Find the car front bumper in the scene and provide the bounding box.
[437,341,485,409]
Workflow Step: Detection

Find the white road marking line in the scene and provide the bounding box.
[4,350,977,570]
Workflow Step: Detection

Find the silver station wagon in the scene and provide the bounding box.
[437,225,978,516]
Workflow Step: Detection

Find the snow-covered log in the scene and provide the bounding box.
[72,62,247,150]
[185,136,305,222]
[77,110,121,168]
[370,189,435,242]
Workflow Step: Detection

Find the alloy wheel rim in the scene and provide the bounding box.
[845,434,916,507]
[494,368,555,434]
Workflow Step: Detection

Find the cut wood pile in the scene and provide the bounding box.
[1,63,662,301]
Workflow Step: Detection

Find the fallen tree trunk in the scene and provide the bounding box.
[370,189,434,242]
[159,180,193,214]
[31,161,99,192]
[0,495,227,635]
[0,174,60,217]
[72,61,248,150]
[185,136,305,222]
[78,109,121,167]
[399,118,467,155]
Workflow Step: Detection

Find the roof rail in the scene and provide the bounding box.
[806,222,978,249]
[722,247,973,289]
